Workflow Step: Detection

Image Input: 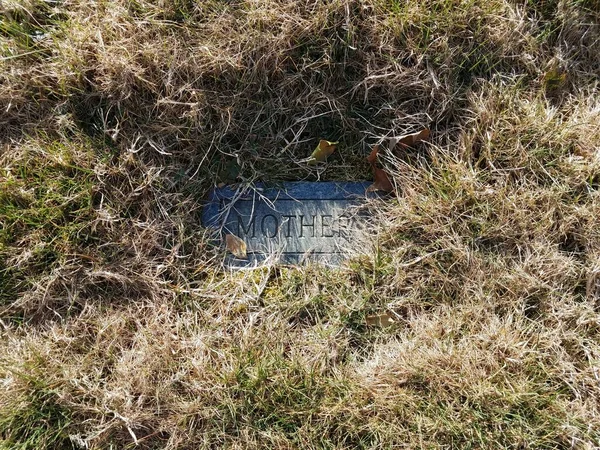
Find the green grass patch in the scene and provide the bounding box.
[0,367,74,450]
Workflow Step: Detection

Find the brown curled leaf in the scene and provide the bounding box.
[392,128,430,151]
[367,144,380,165]
[367,166,394,193]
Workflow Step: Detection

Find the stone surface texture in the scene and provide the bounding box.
[203,182,371,265]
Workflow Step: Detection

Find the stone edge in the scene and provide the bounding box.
[201,181,371,230]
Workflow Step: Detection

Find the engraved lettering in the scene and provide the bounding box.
[238,216,256,238]
[338,215,352,240]
[338,215,350,229]
[321,214,334,237]
[300,214,316,238]
[281,214,296,238]
[261,214,279,238]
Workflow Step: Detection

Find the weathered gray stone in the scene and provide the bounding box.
[203,182,371,265]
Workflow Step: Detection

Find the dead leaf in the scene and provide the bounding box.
[366,312,395,327]
[366,144,394,192]
[543,67,567,92]
[368,167,394,193]
[225,234,247,259]
[367,144,379,165]
[308,139,339,164]
[392,128,430,151]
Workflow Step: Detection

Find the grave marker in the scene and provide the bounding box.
[203,182,371,265]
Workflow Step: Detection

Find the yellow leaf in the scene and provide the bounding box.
[308,139,339,165]
[225,234,247,259]
[366,312,395,327]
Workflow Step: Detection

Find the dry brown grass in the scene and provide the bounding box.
[1,0,600,448]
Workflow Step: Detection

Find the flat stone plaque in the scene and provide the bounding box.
[202,182,371,265]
